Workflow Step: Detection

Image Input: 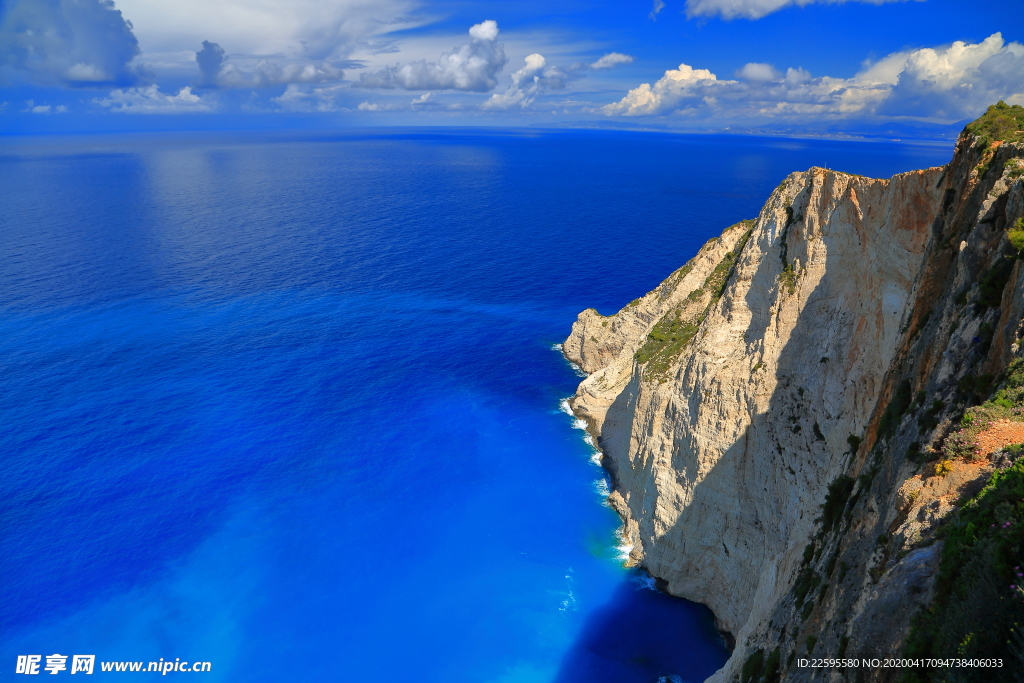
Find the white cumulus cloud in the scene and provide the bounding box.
[737,62,781,81]
[600,33,1024,122]
[592,53,634,70]
[601,64,720,116]
[357,100,401,111]
[1,0,148,87]
[878,33,1024,118]
[683,0,920,20]
[271,83,350,111]
[482,53,553,109]
[194,40,345,89]
[21,100,67,113]
[357,20,507,92]
[94,85,216,113]
[113,0,420,66]
[483,51,635,110]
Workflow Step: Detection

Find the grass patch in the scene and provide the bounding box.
[634,223,754,381]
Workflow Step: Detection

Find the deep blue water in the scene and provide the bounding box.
[0,129,951,682]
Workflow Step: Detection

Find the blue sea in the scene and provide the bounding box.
[0,129,951,682]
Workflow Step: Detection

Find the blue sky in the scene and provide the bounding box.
[1,0,1022,135]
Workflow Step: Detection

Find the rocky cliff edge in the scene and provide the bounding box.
[564,103,1024,683]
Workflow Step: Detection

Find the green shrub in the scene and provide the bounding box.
[918,399,945,432]
[761,648,781,683]
[964,101,1024,144]
[794,569,821,607]
[976,254,1016,311]
[907,441,923,462]
[1009,217,1024,252]
[821,475,856,533]
[779,263,797,294]
[943,432,980,461]
[902,458,1024,683]
[741,649,764,683]
[912,310,933,338]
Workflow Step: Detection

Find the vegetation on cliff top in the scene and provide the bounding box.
[965,101,1024,146]
[634,221,754,381]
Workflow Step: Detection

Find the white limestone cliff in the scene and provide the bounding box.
[564,130,1024,681]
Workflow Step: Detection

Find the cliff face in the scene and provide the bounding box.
[565,113,1024,682]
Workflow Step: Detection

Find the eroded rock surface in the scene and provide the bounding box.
[564,130,1024,681]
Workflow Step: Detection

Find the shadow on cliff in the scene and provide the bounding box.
[563,171,940,673]
[622,170,943,660]
[552,571,730,683]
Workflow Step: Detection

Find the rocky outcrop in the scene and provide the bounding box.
[564,115,1024,682]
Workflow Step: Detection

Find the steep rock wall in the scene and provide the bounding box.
[565,128,1024,681]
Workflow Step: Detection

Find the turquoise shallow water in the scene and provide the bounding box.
[0,129,952,682]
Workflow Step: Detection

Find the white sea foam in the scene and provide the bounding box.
[551,342,588,376]
[558,397,573,416]
[615,540,634,562]
[561,398,604,465]
[593,478,610,497]
[613,527,634,564]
